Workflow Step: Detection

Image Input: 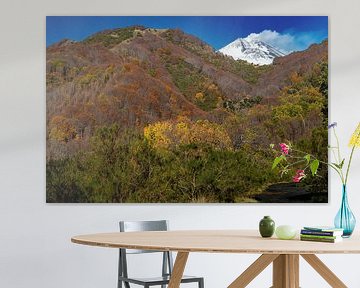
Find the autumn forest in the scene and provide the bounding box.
[46,25,328,203]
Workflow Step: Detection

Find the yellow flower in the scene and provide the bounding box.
[349,122,360,147]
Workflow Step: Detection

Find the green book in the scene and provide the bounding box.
[300,234,339,240]
[300,236,342,243]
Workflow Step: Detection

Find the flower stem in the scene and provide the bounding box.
[285,159,307,168]
[345,145,356,185]
[290,148,344,183]
[333,127,346,183]
[333,127,342,165]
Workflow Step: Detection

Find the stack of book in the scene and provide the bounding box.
[300,226,344,243]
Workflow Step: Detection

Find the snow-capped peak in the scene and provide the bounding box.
[218,35,288,65]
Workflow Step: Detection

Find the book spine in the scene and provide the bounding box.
[300,237,337,243]
[301,230,335,236]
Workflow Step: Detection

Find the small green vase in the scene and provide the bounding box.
[259,216,275,238]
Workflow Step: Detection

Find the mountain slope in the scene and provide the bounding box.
[46,26,327,159]
[253,40,328,98]
[219,37,286,65]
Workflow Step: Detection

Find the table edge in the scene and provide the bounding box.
[71,235,360,255]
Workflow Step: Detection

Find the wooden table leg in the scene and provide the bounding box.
[168,252,189,288]
[288,255,299,288]
[301,254,347,288]
[272,254,299,288]
[228,254,279,288]
[229,253,347,288]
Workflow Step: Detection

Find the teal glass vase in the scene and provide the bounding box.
[334,185,356,237]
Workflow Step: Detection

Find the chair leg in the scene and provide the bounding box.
[118,249,122,288]
[199,278,204,288]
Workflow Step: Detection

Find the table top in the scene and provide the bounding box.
[71,230,360,254]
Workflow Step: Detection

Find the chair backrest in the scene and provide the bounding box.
[119,220,169,254]
[118,220,174,282]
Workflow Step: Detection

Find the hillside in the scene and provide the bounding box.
[47,26,327,156]
[46,26,328,203]
[255,40,328,99]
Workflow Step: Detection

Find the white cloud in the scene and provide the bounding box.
[244,30,315,54]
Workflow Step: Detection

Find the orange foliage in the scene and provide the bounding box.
[195,92,205,102]
[289,72,303,84]
[144,117,232,150]
[49,115,76,143]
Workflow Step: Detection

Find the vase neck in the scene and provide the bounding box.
[342,185,348,203]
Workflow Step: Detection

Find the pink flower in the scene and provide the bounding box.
[293,170,306,183]
[279,143,289,155]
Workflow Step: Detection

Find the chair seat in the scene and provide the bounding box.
[119,275,203,286]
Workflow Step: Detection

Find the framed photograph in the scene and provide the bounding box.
[46,16,328,203]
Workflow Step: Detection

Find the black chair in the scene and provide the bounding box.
[118,220,204,288]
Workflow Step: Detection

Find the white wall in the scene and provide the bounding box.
[1,0,360,287]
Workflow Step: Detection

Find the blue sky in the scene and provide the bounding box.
[46,16,328,51]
